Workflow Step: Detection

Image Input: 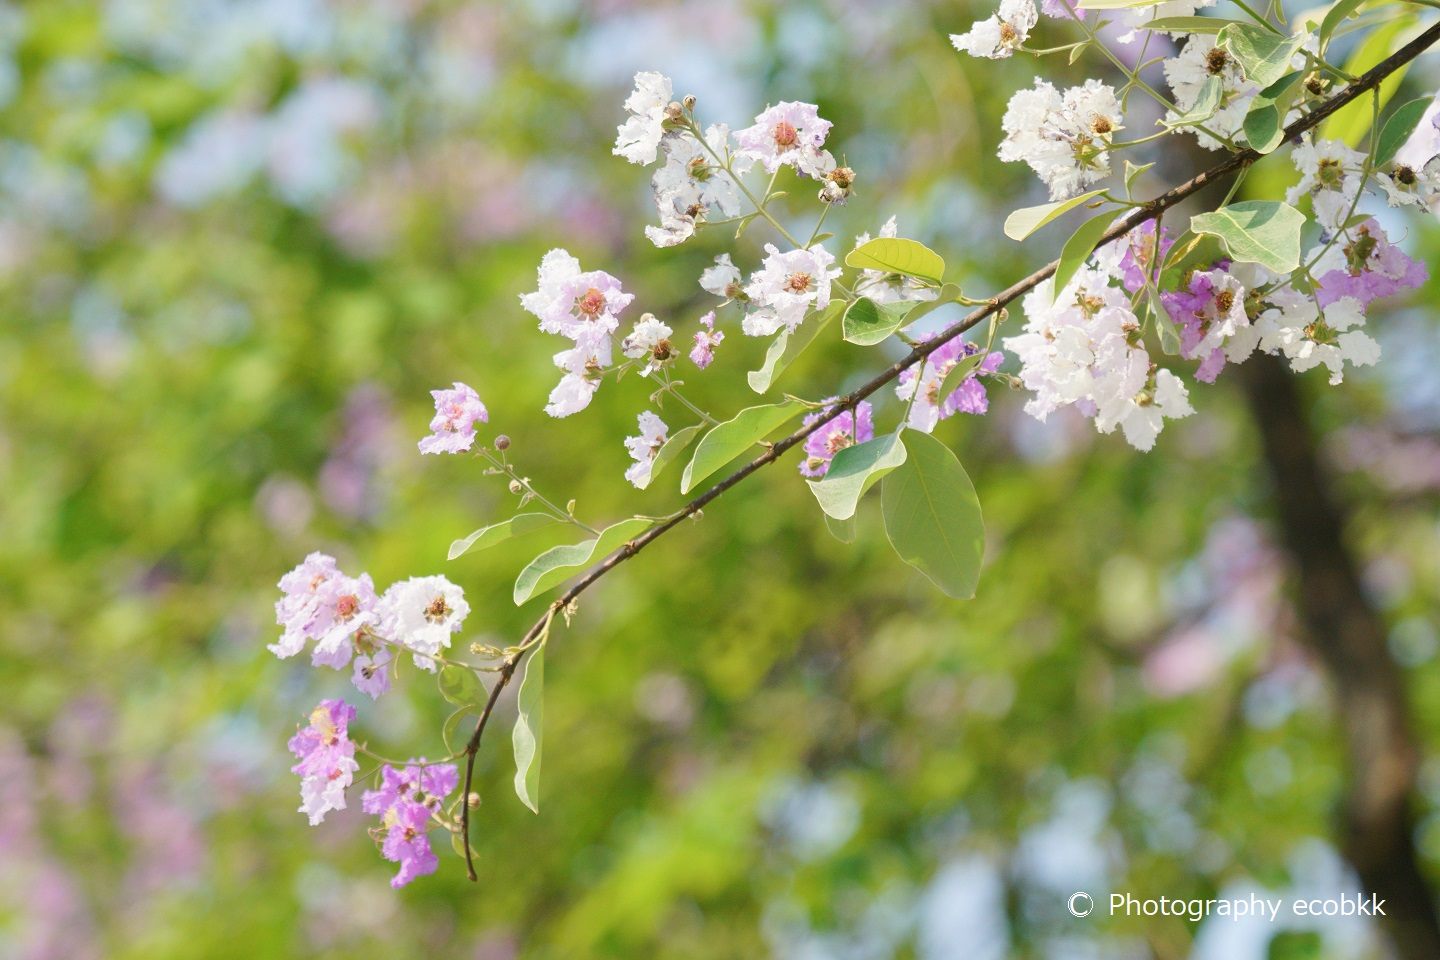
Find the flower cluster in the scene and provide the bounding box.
[801,401,875,478]
[363,762,459,888]
[272,552,470,698]
[999,78,1123,200]
[624,411,670,488]
[896,337,1004,433]
[288,699,360,826]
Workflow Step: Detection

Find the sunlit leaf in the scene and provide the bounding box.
[1053,209,1122,302]
[880,431,985,599]
[748,300,842,393]
[513,517,652,604]
[1191,200,1304,273]
[511,645,545,813]
[680,401,803,494]
[1004,190,1107,241]
[844,237,945,285]
[449,513,559,561]
[807,431,908,520]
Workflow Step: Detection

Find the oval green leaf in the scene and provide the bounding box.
[1218,22,1307,89]
[680,401,802,494]
[807,431,909,520]
[747,300,842,394]
[844,237,945,285]
[842,297,913,346]
[513,517,652,605]
[449,512,559,561]
[1319,0,1367,52]
[1004,190,1107,241]
[1145,15,1245,33]
[511,645,545,814]
[881,431,985,599]
[439,664,486,707]
[633,424,701,491]
[1190,200,1304,274]
[1242,71,1303,154]
[1162,75,1224,129]
[1375,95,1434,168]
[1052,209,1122,302]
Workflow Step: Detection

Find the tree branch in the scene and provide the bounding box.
[460,21,1440,880]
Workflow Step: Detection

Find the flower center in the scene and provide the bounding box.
[825,431,855,456]
[1214,290,1235,314]
[772,120,799,148]
[1205,48,1230,75]
[424,596,452,623]
[652,339,673,362]
[576,287,606,317]
[1317,158,1344,190]
[1395,164,1417,186]
[335,594,360,619]
[998,21,1017,44]
[785,272,813,294]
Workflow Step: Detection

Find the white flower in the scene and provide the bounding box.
[623,411,669,488]
[1115,0,1218,43]
[1162,36,1261,151]
[742,244,841,337]
[999,79,1122,200]
[1287,137,1366,230]
[734,102,834,179]
[613,71,673,166]
[645,125,746,248]
[700,253,743,299]
[1254,291,1378,384]
[1376,156,1440,208]
[376,576,469,671]
[546,327,611,418]
[853,217,941,306]
[519,248,635,339]
[621,314,676,376]
[951,0,1037,59]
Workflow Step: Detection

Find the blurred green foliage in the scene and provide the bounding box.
[1,1,1439,958]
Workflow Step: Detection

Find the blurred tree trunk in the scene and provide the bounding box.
[1239,353,1440,959]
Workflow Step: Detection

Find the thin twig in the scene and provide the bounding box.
[457,22,1440,879]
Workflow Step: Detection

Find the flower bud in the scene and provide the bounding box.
[508,479,524,494]
[467,792,481,809]
[828,166,855,190]
[494,434,511,451]
[664,101,684,121]
[682,95,696,111]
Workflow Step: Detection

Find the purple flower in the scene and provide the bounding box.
[1313,219,1428,307]
[272,552,340,659]
[288,699,359,826]
[362,761,458,888]
[418,382,488,455]
[690,311,724,369]
[351,645,392,699]
[895,337,1003,432]
[1117,221,1173,294]
[800,400,874,478]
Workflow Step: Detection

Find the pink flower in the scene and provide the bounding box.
[362,761,458,888]
[418,382,488,455]
[895,337,1003,432]
[690,311,724,369]
[288,699,359,826]
[734,102,834,178]
[800,401,874,478]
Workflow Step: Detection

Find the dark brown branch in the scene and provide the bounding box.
[459,21,1440,880]
[1241,355,1440,959]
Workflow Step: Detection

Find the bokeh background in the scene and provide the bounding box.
[3,1,1440,958]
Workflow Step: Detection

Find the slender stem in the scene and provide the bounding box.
[455,22,1440,877]
[658,371,718,425]
[690,120,807,248]
[479,449,599,535]
[1230,0,1281,33]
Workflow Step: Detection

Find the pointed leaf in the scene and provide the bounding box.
[1190,200,1304,273]
[1145,15,1246,33]
[439,665,486,707]
[1242,71,1303,154]
[1004,190,1107,241]
[449,512,559,561]
[1162,75,1224,128]
[511,645,545,813]
[807,432,909,520]
[881,431,985,599]
[1375,96,1434,168]
[513,517,652,604]
[1319,0,1368,52]
[844,237,945,285]
[747,300,841,393]
[1218,23,1307,88]
[1053,210,1122,302]
[823,513,857,543]
[633,424,701,491]
[842,297,914,346]
[680,401,802,494]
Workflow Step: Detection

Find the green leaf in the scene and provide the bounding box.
[747,300,841,393]
[450,831,482,861]
[1052,210,1122,302]
[449,512,559,561]
[1162,75,1224,128]
[1190,200,1304,273]
[822,513,856,543]
[1004,190,1107,241]
[442,705,476,754]
[1218,23,1307,88]
[1242,71,1303,154]
[881,431,985,600]
[1319,0,1367,52]
[680,401,802,494]
[1145,15,1245,33]
[633,424,701,491]
[844,237,945,285]
[511,645,545,813]
[1150,287,1182,356]
[1123,160,1154,195]
[1375,96,1434,168]
[895,283,962,327]
[807,432,909,521]
[842,297,913,346]
[513,517,652,604]
[439,664,486,706]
